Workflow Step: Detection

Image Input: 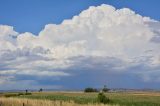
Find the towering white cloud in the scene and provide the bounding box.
[0,25,18,51]
[0,4,160,89]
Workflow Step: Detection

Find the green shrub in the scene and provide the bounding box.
[97,93,110,104]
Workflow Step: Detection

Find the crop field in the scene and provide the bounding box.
[0,91,160,106]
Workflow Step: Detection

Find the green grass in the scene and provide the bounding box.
[17,93,98,104]
[2,92,160,106]
[107,93,160,106]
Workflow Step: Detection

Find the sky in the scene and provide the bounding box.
[0,0,160,90]
[0,0,160,34]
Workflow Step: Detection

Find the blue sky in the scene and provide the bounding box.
[0,0,160,34]
[0,0,160,90]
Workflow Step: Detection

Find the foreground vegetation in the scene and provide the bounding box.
[0,91,160,106]
[0,98,117,106]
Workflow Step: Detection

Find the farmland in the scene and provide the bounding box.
[0,91,160,106]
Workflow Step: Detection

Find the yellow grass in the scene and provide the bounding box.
[0,97,118,106]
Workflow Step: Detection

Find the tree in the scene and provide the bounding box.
[25,90,28,94]
[39,88,43,92]
[102,85,109,92]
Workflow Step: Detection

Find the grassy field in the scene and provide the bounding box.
[0,97,118,106]
[0,91,160,106]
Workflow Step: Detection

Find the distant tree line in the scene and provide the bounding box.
[84,87,98,92]
[84,85,110,93]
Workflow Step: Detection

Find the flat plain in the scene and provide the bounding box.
[0,91,160,106]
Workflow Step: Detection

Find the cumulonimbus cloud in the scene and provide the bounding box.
[0,4,160,89]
